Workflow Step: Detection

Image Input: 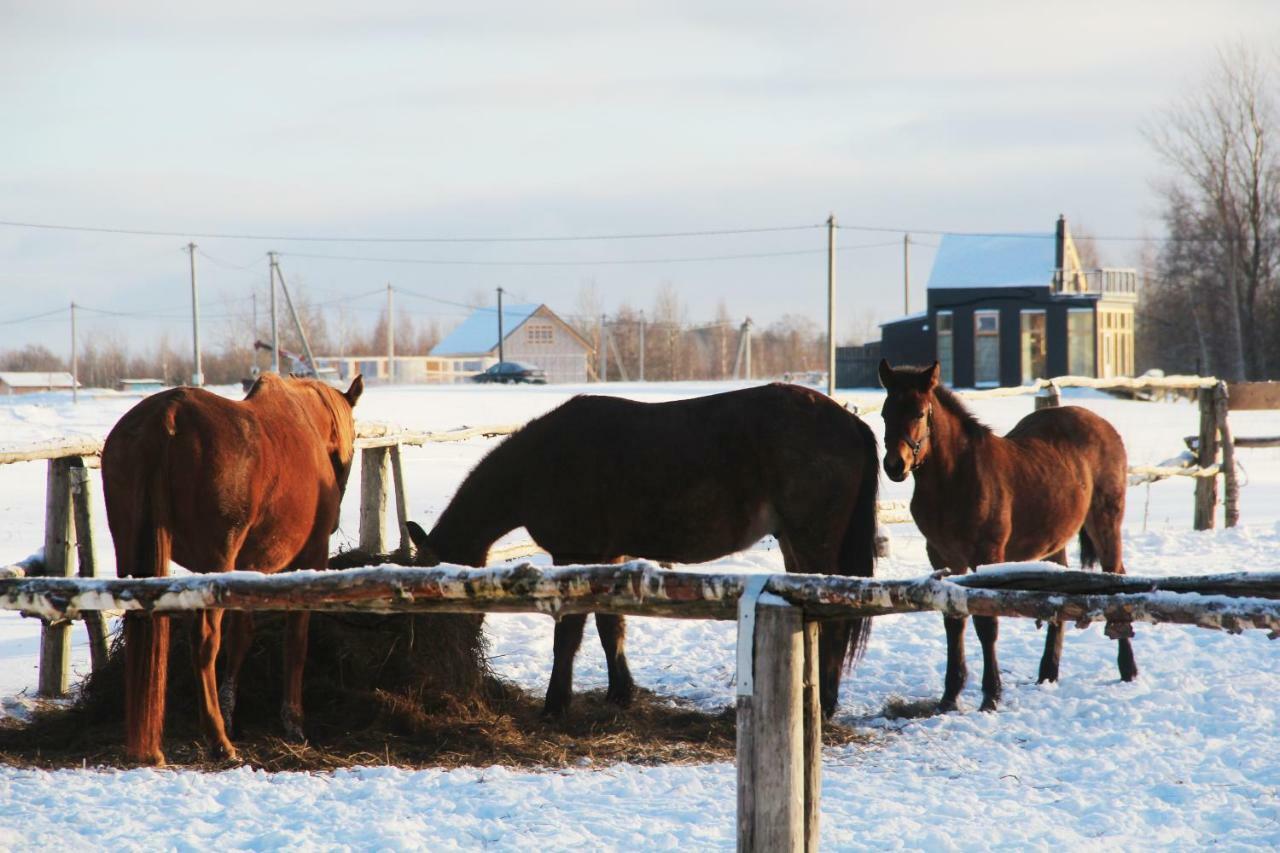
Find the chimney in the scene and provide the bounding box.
[1054,214,1067,291]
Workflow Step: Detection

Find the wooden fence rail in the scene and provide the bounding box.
[2,561,1278,852]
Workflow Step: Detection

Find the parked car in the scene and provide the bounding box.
[472,361,548,384]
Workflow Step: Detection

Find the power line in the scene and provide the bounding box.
[0,306,67,325]
[0,218,821,244]
[276,240,902,269]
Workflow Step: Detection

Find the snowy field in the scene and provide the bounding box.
[1,380,1279,850]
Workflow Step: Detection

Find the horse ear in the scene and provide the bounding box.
[345,374,364,407]
[878,359,896,389]
[923,362,940,390]
[405,521,439,566]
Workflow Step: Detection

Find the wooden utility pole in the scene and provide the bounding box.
[387,284,395,383]
[274,260,318,376]
[600,314,609,381]
[268,252,281,374]
[826,215,836,396]
[69,302,78,404]
[903,233,911,315]
[639,311,646,382]
[187,242,204,386]
[497,287,505,364]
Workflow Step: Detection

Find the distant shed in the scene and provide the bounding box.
[0,372,78,395]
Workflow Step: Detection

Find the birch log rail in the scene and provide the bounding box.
[5,563,1280,635]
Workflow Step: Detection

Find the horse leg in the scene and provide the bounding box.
[281,611,310,741]
[544,613,588,716]
[218,611,254,735]
[190,609,238,760]
[974,615,1001,712]
[595,614,635,707]
[928,544,968,713]
[1088,513,1138,682]
[1037,548,1068,684]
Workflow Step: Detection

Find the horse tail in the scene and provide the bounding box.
[835,416,881,670]
[122,407,176,765]
[1078,527,1099,570]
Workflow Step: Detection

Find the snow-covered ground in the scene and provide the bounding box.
[1,381,1279,850]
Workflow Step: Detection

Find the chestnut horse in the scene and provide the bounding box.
[102,374,363,764]
[406,383,880,717]
[878,361,1134,712]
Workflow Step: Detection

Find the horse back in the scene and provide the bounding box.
[103,384,340,573]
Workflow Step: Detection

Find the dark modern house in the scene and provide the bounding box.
[850,216,1136,388]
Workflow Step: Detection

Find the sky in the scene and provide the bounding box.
[2,1,1278,357]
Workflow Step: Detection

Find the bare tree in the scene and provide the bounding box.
[1145,43,1280,380]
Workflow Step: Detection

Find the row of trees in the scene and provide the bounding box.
[1138,45,1280,381]
[0,284,836,388]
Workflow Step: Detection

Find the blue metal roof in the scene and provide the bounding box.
[926,233,1057,290]
[430,303,543,356]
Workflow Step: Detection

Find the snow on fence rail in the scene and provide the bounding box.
[2,560,1279,852]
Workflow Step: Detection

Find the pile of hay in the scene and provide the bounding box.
[0,608,760,770]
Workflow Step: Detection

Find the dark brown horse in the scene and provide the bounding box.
[878,360,1134,712]
[102,374,362,764]
[406,383,880,717]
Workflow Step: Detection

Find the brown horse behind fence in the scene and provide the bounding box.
[407,383,880,718]
[102,374,362,764]
[878,361,1135,712]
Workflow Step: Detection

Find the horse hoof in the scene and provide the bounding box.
[979,698,999,713]
[937,698,959,714]
[280,710,306,743]
[1036,669,1059,684]
[211,743,240,763]
[605,684,635,708]
[1120,669,1139,683]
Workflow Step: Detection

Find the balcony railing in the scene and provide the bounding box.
[1054,267,1138,300]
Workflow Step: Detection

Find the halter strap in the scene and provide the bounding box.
[905,404,933,467]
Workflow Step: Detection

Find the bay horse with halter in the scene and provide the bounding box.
[878,360,1135,712]
[102,373,363,764]
[406,383,880,718]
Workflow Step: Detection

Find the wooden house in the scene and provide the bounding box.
[877,216,1136,387]
[0,372,78,395]
[430,303,593,384]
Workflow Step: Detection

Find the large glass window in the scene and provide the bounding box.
[1020,310,1047,384]
[935,311,954,385]
[1068,309,1095,376]
[974,310,1000,386]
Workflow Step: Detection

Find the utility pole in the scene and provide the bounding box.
[70,302,78,404]
[497,287,505,364]
[187,242,204,386]
[268,252,281,374]
[744,318,753,380]
[903,233,911,315]
[639,311,646,382]
[386,283,395,383]
[600,314,609,382]
[251,292,259,374]
[826,214,836,396]
[275,261,317,375]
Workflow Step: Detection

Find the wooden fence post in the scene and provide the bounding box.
[737,593,806,853]
[1034,380,1060,411]
[1194,387,1220,531]
[359,446,389,554]
[1216,382,1239,528]
[389,444,411,557]
[38,457,75,697]
[69,459,110,672]
[801,621,821,853]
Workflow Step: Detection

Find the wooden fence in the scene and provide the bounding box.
[3,561,1280,851]
[0,374,1253,699]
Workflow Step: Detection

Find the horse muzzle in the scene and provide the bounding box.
[883,454,909,482]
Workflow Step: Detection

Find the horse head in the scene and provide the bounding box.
[309,375,364,511]
[878,359,937,482]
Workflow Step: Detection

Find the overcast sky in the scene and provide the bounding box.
[2,1,1277,356]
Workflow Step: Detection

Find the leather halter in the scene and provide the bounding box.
[904,404,933,467]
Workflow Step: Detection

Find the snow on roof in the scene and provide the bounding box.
[879,310,928,327]
[0,372,77,388]
[926,233,1057,290]
[430,304,543,356]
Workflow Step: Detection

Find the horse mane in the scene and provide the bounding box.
[931,384,992,440]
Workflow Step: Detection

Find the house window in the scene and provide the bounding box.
[526,324,553,345]
[936,311,954,385]
[1020,310,1047,384]
[974,310,1000,387]
[1068,309,1095,376]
